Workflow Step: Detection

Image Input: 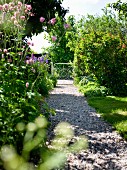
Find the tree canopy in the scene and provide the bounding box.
[25,0,68,36]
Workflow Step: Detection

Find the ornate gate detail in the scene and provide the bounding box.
[52,63,73,79]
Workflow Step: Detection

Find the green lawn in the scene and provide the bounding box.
[87,96,127,140]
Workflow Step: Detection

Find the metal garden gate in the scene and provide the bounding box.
[51,63,73,79]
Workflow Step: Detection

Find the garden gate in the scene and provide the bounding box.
[51,63,73,79]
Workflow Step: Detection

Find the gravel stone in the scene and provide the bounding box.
[46,80,127,170]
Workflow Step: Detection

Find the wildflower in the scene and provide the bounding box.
[9,7,14,11]
[18,1,22,7]
[20,16,25,20]
[26,4,32,11]
[51,36,57,41]
[31,54,37,62]
[26,82,29,88]
[9,2,14,7]
[45,59,48,64]
[64,24,70,29]
[0,49,2,52]
[31,42,34,46]
[50,18,56,25]
[3,3,9,10]
[0,5,3,11]
[3,49,8,53]
[27,41,31,45]
[40,17,45,23]
[38,57,44,63]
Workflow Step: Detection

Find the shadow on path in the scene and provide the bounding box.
[46,81,127,170]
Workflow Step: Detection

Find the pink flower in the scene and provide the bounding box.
[9,2,14,7]
[0,5,3,11]
[3,49,8,53]
[3,3,8,9]
[20,16,25,20]
[18,1,22,6]
[31,42,34,46]
[50,18,56,25]
[27,41,31,45]
[26,4,32,11]
[51,36,57,41]
[26,82,29,88]
[40,17,45,23]
[64,24,70,29]
[9,7,14,11]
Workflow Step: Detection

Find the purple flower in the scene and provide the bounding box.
[31,53,34,59]
[45,59,48,64]
[38,57,44,63]
[49,18,56,25]
[64,24,70,29]
[26,56,29,59]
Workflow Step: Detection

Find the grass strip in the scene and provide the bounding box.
[87,96,127,140]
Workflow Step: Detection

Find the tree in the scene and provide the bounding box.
[25,0,68,36]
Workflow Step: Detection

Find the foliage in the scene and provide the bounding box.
[25,0,68,36]
[108,0,127,19]
[0,116,88,170]
[46,15,75,63]
[67,9,127,96]
[0,0,54,151]
[87,96,127,140]
[77,76,110,97]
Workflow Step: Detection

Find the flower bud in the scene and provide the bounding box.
[26,82,29,88]
[40,17,45,23]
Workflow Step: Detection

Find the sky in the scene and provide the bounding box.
[29,0,126,53]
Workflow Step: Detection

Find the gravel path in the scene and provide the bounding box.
[46,80,127,170]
